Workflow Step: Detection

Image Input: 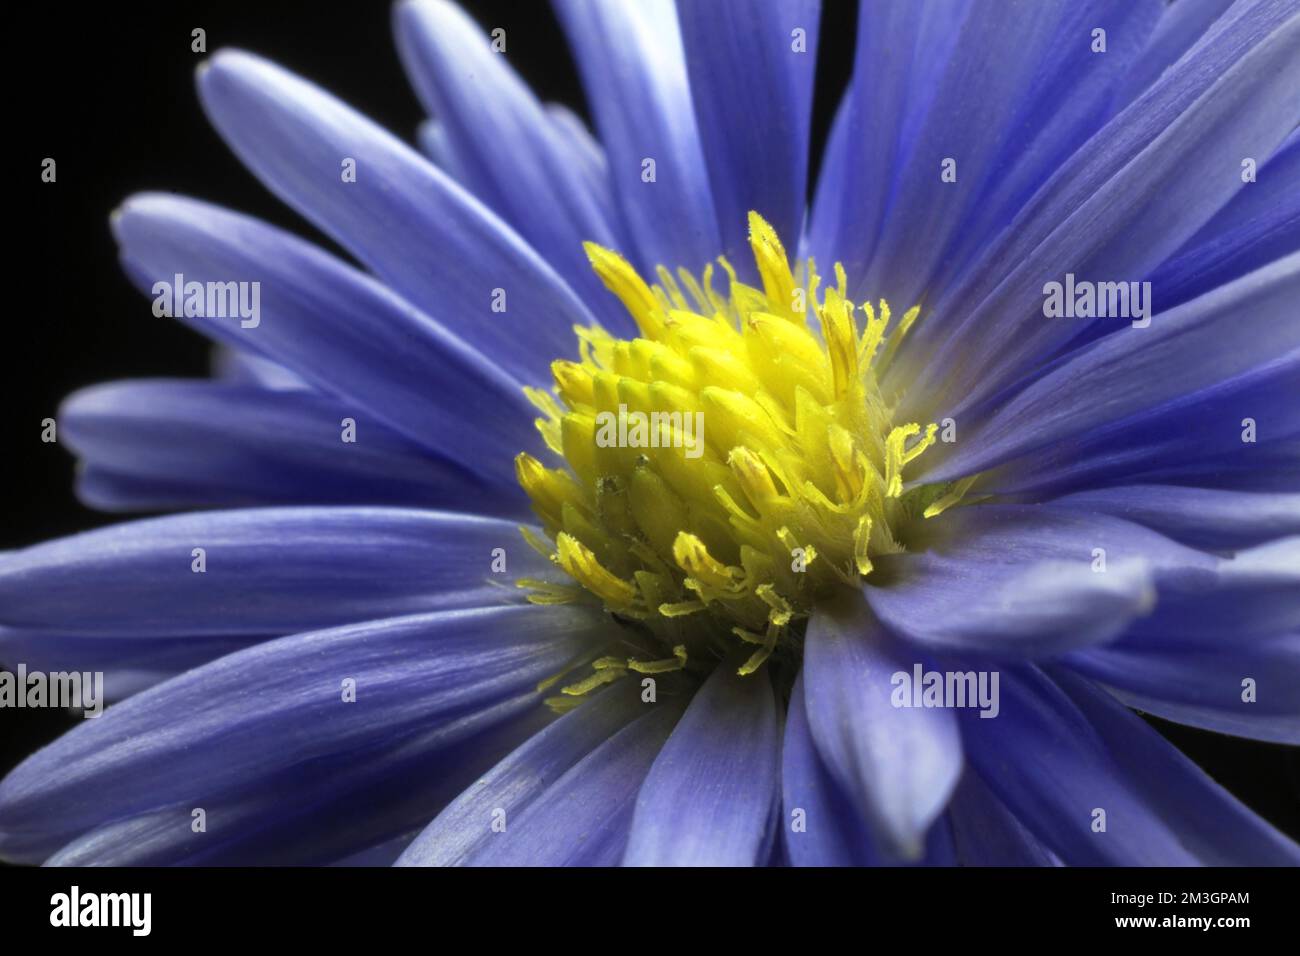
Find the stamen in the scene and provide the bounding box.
[555,533,638,608]
[626,645,689,674]
[518,213,956,678]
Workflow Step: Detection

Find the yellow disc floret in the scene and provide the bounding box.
[517,212,970,684]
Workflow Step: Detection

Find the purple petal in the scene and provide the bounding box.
[802,594,963,857]
[781,670,875,866]
[60,379,524,515]
[858,1,1120,309]
[211,347,309,391]
[113,192,540,482]
[960,664,1300,864]
[866,504,1215,656]
[946,771,1062,867]
[0,629,257,702]
[1067,633,1300,745]
[922,253,1300,490]
[0,508,560,636]
[809,0,970,292]
[397,682,647,866]
[905,3,1300,418]
[393,0,632,332]
[1111,0,1238,107]
[44,696,552,866]
[1147,129,1300,310]
[1048,485,1300,550]
[1126,536,1300,642]
[553,0,721,274]
[457,700,684,866]
[196,49,595,386]
[623,653,780,866]
[676,0,819,269]
[0,604,610,864]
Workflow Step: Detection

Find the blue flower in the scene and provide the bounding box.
[2,0,1298,866]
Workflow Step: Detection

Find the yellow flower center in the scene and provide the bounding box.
[516,213,971,697]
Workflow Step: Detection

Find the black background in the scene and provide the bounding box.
[5,0,1298,854]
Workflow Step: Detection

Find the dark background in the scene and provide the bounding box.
[5,0,1298,851]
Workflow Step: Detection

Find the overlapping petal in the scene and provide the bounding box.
[675,0,819,269]
[397,682,649,866]
[865,504,1216,656]
[0,604,610,863]
[1067,633,1300,745]
[1048,485,1300,550]
[113,193,540,484]
[904,1,1300,416]
[394,0,632,331]
[961,666,1300,864]
[60,379,522,514]
[622,653,780,866]
[196,49,595,385]
[922,252,1300,493]
[0,508,558,637]
[553,0,721,274]
[445,700,684,866]
[802,594,963,857]
[43,698,552,866]
[782,671,956,866]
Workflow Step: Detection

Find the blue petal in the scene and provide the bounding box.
[543,102,621,233]
[196,49,596,386]
[0,508,560,636]
[1048,485,1300,550]
[456,700,684,866]
[675,0,819,268]
[780,669,954,867]
[393,0,632,332]
[0,604,609,864]
[928,1,1164,304]
[1111,0,1238,108]
[211,347,308,391]
[415,118,470,182]
[622,653,780,866]
[1067,633,1300,745]
[397,682,649,866]
[60,379,525,515]
[923,253,1300,491]
[809,0,969,291]
[0,628,258,702]
[553,0,721,273]
[866,504,1215,656]
[1126,536,1300,641]
[781,672,876,866]
[113,193,540,483]
[946,771,1061,867]
[973,369,1300,497]
[903,4,1300,419]
[802,594,963,857]
[1147,128,1300,310]
[43,696,553,866]
[960,664,1300,865]
[858,1,1153,310]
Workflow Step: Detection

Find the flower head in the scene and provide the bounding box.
[2,0,1298,867]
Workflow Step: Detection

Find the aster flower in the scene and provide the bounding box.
[2,0,1298,867]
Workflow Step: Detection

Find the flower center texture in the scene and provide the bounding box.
[517,213,970,700]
